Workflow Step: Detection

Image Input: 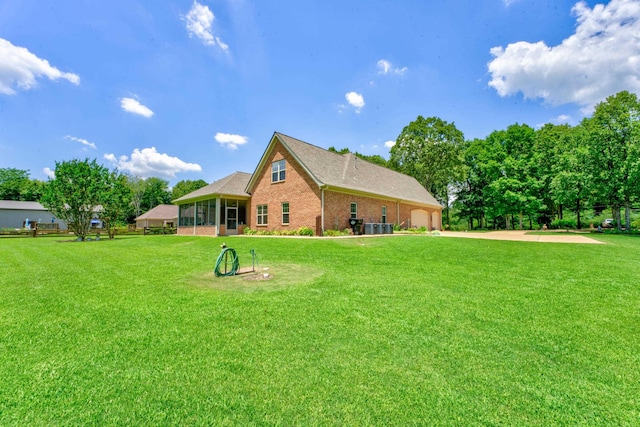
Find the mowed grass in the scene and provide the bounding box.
[1,234,639,425]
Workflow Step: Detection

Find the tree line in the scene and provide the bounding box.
[382,91,640,231]
[1,162,208,240]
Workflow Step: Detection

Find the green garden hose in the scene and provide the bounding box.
[214,247,239,277]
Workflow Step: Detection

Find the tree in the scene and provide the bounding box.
[140,177,171,212]
[545,124,591,229]
[389,116,464,227]
[0,168,29,200]
[482,124,542,229]
[327,147,389,168]
[533,124,570,225]
[100,171,132,239]
[126,175,146,217]
[41,159,111,241]
[455,139,486,229]
[584,91,640,231]
[20,179,46,201]
[171,179,208,201]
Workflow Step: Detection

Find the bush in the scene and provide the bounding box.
[297,226,314,236]
[323,228,351,237]
[550,218,577,230]
[243,227,315,236]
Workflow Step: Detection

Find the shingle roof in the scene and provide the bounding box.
[248,133,442,208]
[134,204,178,221]
[0,200,47,210]
[172,172,252,203]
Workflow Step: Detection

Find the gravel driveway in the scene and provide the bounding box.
[440,230,604,244]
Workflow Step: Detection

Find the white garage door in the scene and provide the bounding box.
[431,211,440,230]
[411,209,430,229]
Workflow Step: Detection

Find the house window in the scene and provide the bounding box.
[282,202,290,225]
[382,206,387,223]
[350,202,358,219]
[272,159,286,183]
[257,204,268,226]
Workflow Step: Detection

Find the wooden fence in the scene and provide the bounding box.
[0,225,177,238]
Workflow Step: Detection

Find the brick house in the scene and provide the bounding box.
[175,132,442,236]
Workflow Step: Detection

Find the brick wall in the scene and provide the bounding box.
[323,191,397,231]
[177,225,218,236]
[324,192,442,231]
[249,140,322,232]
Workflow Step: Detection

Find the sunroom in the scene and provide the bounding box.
[173,172,252,237]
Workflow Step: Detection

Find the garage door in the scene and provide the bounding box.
[431,211,440,230]
[411,209,430,229]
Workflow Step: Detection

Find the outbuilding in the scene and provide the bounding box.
[134,204,179,229]
[0,200,67,230]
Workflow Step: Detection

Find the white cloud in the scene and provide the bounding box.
[488,0,640,111]
[104,147,202,178]
[0,38,79,95]
[120,97,154,118]
[377,59,407,75]
[384,140,396,148]
[554,114,572,123]
[214,132,248,150]
[65,135,96,150]
[183,1,229,51]
[503,0,521,6]
[345,91,365,112]
[43,167,55,179]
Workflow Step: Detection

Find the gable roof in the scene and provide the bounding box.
[134,204,178,221]
[0,200,47,210]
[172,172,252,204]
[246,132,442,209]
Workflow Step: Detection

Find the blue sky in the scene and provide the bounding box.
[1,0,638,185]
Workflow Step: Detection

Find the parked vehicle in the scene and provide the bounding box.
[602,218,614,228]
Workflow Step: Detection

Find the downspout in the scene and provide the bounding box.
[321,187,325,235]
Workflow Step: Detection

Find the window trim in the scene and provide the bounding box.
[282,202,290,225]
[381,206,387,223]
[350,202,358,219]
[257,204,268,226]
[271,159,286,183]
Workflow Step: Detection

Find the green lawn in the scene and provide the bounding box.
[1,234,639,425]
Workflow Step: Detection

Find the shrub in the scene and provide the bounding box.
[297,226,314,236]
[243,227,315,236]
[323,228,351,237]
[550,218,577,229]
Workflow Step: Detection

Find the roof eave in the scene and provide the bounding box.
[323,185,443,209]
[173,193,250,204]
[245,132,324,194]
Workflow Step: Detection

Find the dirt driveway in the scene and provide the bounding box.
[440,230,604,244]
